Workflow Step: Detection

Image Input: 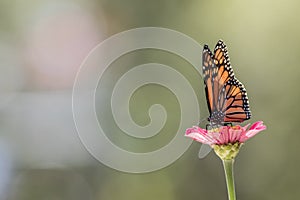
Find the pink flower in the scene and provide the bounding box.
[185,121,266,146]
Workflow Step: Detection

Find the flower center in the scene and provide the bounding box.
[230,125,241,130]
[208,127,220,133]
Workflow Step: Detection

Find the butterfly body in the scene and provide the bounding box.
[202,40,251,127]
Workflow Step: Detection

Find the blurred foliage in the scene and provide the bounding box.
[1,0,300,199]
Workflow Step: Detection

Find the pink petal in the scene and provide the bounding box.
[242,123,250,131]
[219,126,230,144]
[240,121,266,142]
[185,131,210,144]
[239,134,249,143]
[249,121,265,130]
[210,131,222,144]
[229,129,241,143]
[185,127,215,145]
[246,121,266,138]
[185,126,207,135]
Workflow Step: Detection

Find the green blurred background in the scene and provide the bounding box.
[0,0,299,199]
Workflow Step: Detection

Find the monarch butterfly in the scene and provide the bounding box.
[202,40,251,127]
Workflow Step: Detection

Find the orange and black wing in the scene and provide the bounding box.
[211,40,233,115]
[221,78,251,122]
[202,44,214,115]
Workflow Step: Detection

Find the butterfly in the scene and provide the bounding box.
[202,40,251,127]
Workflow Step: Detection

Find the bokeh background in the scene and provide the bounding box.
[0,0,299,199]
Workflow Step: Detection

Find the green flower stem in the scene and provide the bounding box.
[222,159,236,200]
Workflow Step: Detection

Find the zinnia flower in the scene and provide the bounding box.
[185,121,266,160]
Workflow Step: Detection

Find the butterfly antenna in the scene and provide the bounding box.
[198,117,207,127]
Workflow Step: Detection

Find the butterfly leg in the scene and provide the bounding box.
[223,122,232,127]
[205,124,210,130]
[205,123,219,130]
[198,118,208,127]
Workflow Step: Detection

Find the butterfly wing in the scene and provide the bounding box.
[202,44,215,117]
[223,79,251,122]
[212,40,233,116]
